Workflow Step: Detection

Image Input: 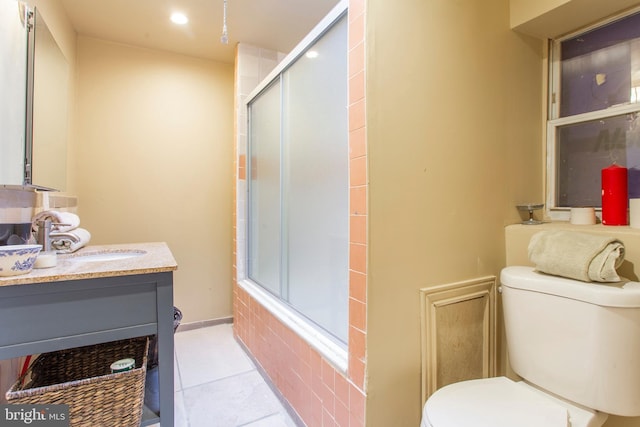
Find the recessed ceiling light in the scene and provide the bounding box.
[170,12,189,25]
[305,50,319,59]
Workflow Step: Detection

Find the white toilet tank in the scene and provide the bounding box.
[501,266,640,417]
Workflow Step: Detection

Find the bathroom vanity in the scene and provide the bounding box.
[0,242,177,426]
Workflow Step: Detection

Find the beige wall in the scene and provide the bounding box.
[365,0,544,425]
[73,36,234,323]
[29,0,234,325]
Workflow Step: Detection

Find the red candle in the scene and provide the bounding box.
[601,164,628,225]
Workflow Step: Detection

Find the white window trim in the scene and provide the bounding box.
[546,102,640,221]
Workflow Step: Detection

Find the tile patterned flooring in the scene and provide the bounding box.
[166,323,299,427]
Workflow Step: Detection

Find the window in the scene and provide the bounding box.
[547,10,640,219]
[246,12,349,344]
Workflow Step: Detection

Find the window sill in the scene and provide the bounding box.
[237,279,349,374]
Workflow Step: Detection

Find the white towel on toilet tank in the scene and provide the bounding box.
[50,228,91,253]
[528,230,625,282]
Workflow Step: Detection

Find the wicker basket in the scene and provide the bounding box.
[6,337,149,427]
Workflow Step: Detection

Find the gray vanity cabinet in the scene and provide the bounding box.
[0,271,175,426]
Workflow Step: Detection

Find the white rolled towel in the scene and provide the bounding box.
[32,210,80,233]
[50,228,91,253]
[528,230,625,282]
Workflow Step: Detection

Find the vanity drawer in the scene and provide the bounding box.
[0,273,171,355]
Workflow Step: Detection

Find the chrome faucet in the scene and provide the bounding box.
[36,219,53,252]
[36,219,70,252]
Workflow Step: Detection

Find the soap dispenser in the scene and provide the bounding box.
[34,219,57,268]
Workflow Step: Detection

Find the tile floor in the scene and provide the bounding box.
[166,323,299,427]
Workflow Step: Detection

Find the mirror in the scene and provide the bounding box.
[0,3,69,191]
[0,1,28,185]
[27,7,69,191]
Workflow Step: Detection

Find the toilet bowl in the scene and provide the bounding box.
[421,377,608,427]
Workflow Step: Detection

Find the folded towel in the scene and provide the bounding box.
[528,230,625,282]
[32,210,80,233]
[50,228,91,253]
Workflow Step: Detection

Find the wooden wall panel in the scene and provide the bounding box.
[420,277,497,404]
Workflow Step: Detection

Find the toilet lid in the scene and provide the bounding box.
[423,377,570,427]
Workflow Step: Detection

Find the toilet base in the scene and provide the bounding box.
[422,377,608,427]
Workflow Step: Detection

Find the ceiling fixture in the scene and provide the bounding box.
[220,0,229,44]
[170,12,188,25]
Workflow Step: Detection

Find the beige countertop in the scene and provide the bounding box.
[0,242,178,287]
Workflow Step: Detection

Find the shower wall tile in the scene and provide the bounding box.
[350,127,366,159]
[239,75,260,96]
[235,285,366,427]
[350,186,366,216]
[237,45,260,78]
[349,0,365,19]
[349,327,366,362]
[349,243,367,274]
[349,11,365,47]
[348,42,365,80]
[349,271,367,303]
[349,157,367,187]
[237,133,246,157]
[349,99,366,131]
[259,51,279,79]
[349,298,366,331]
[350,215,366,245]
[348,0,368,397]
[348,358,366,398]
[238,154,246,180]
[349,70,365,105]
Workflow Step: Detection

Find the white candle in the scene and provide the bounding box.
[570,207,596,225]
[629,199,640,229]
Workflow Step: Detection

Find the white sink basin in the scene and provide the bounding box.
[69,250,146,263]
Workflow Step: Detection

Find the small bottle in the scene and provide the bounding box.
[110,358,135,373]
[110,358,136,374]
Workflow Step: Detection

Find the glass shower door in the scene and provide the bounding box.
[247,13,349,344]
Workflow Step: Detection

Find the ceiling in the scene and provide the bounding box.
[59,0,340,64]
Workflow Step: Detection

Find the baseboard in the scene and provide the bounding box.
[175,316,233,333]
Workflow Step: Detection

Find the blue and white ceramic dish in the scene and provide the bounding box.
[0,244,42,277]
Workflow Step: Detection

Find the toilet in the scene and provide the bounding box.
[421,265,640,427]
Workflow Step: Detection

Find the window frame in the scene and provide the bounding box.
[546,7,640,221]
[546,103,640,221]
